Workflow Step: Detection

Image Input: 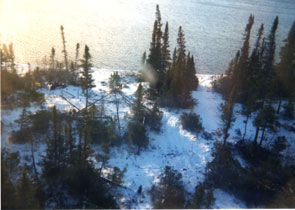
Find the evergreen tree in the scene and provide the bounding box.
[1,155,16,209]
[241,23,264,140]
[276,21,295,113]
[150,166,186,208]
[132,83,145,123]
[254,105,279,146]
[161,22,171,71]
[161,26,198,108]
[252,17,279,143]
[79,45,95,114]
[128,83,149,154]
[220,88,236,144]
[60,25,69,71]
[145,102,163,132]
[261,16,279,101]
[141,51,146,66]
[75,43,80,69]
[50,47,55,70]
[146,5,164,93]
[15,170,40,209]
[190,183,215,208]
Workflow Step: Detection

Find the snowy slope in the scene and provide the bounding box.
[2,68,294,209]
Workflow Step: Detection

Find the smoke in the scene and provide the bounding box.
[140,63,157,86]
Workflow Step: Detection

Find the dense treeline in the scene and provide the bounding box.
[141,5,199,108]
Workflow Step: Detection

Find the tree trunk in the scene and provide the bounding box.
[115,93,120,131]
[277,98,282,114]
[259,127,266,146]
[242,114,249,140]
[31,140,39,182]
[254,126,259,145]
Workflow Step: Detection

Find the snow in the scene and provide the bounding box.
[2,68,294,208]
[213,189,247,209]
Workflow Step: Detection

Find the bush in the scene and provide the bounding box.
[180,112,203,133]
[88,119,118,151]
[150,166,186,209]
[206,142,294,207]
[10,128,32,144]
[189,183,215,208]
[283,101,295,119]
[145,102,163,132]
[127,121,149,154]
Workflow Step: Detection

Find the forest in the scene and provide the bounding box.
[1,4,295,209]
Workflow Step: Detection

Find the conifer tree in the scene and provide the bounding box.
[15,170,40,209]
[75,43,80,69]
[242,23,264,140]
[60,25,69,71]
[253,17,279,144]
[128,83,149,154]
[141,51,146,65]
[132,83,145,123]
[50,47,55,70]
[220,88,236,144]
[262,16,279,101]
[276,21,295,113]
[162,22,171,71]
[80,45,95,114]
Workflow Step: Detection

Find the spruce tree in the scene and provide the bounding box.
[162,22,171,71]
[79,45,95,114]
[50,47,55,70]
[220,88,236,144]
[276,21,295,113]
[242,23,264,140]
[253,17,279,144]
[60,25,69,71]
[132,83,145,123]
[15,170,40,209]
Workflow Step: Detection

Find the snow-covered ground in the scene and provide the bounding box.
[1,68,294,208]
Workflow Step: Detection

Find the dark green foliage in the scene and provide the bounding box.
[132,83,145,123]
[190,183,215,209]
[108,167,126,185]
[1,149,41,209]
[219,90,236,144]
[206,142,295,207]
[161,27,198,108]
[39,107,117,208]
[1,163,16,209]
[127,121,149,154]
[150,166,186,209]
[180,112,203,133]
[253,105,279,145]
[162,22,171,71]
[87,118,117,151]
[15,170,41,209]
[109,71,122,92]
[276,21,295,113]
[79,45,95,113]
[145,102,163,132]
[282,101,295,119]
[65,165,117,208]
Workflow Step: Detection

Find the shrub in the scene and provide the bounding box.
[145,102,163,132]
[190,183,215,208]
[180,112,203,133]
[127,121,149,154]
[150,166,186,209]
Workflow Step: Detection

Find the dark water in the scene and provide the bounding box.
[1,0,295,74]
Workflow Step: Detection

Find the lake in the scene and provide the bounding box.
[1,0,295,74]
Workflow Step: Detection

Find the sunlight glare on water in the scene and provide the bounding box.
[1,0,295,73]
